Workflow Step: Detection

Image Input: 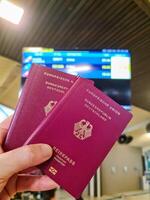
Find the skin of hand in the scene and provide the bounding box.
[0,117,58,200]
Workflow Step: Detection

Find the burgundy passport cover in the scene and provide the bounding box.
[4,64,93,151]
[25,79,132,198]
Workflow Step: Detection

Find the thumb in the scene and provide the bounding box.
[0,144,52,179]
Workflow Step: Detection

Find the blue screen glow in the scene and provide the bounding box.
[22,48,131,80]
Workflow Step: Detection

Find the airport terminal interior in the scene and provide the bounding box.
[0,0,150,200]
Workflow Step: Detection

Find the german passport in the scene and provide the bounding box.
[25,77,132,198]
[4,64,93,151]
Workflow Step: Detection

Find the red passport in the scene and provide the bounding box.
[25,78,132,198]
[4,64,93,151]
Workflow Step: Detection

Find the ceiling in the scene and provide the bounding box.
[0,0,150,111]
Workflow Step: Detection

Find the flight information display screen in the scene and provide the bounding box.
[22,48,131,110]
[22,48,131,80]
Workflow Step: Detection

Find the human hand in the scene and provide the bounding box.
[0,117,58,200]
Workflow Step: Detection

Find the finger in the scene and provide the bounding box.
[5,175,58,198]
[0,128,7,146]
[3,175,17,198]
[0,116,12,130]
[0,144,53,179]
[0,128,7,153]
[21,167,42,175]
[0,189,10,200]
[0,116,12,148]
[16,175,58,192]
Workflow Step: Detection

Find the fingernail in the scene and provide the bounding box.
[39,144,53,158]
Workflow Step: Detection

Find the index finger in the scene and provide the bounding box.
[0,128,7,153]
[0,128,8,146]
[0,116,12,146]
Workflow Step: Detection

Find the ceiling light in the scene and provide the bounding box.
[0,0,24,24]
